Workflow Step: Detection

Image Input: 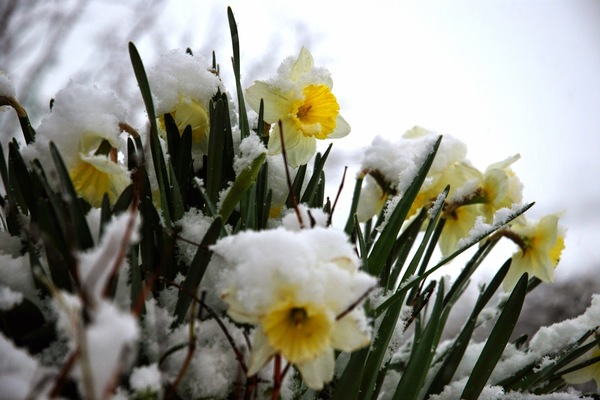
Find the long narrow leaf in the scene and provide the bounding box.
[461,273,528,400]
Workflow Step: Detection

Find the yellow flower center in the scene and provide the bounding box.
[160,98,209,146]
[292,84,339,139]
[262,300,333,363]
[70,161,113,207]
[549,235,565,266]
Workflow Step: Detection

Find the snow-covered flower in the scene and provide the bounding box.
[246,47,350,167]
[148,50,223,156]
[562,342,600,387]
[212,227,375,390]
[26,83,130,207]
[503,214,566,291]
[355,127,468,223]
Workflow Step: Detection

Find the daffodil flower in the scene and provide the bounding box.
[148,50,223,156]
[503,214,566,291]
[25,83,131,207]
[562,341,600,387]
[246,47,350,167]
[212,227,375,390]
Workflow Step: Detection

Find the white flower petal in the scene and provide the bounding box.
[328,115,351,139]
[295,348,334,390]
[330,310,371,352]
[246,81,292,123]
[247,328,276,376]
[289,47,314,82]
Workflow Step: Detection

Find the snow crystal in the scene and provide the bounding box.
[428,378,589,400]
[0,252,38,307]
[281,204,329,230]
[0,69,16,98]
[176,208,214,265]
[76,300,139,400]
[0,285,23,310]
[455,204,524,250]
[0,333,52,400]
[162,318,246,399]
[78,210,140,303]
[530,294,600,355]
[130,363,162,394]
[212,227,376,316]
[148,49,223,114]
[233,133,266,175]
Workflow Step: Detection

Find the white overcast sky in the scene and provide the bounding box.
[10,0,600,281]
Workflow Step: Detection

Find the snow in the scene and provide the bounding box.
[427,378,591,400]
[0,69,17,98]
[78,210,140,303]
[22,82,128,187]
[281,204,329,230]
[0,333,52,400]
[233,133,266,175]
[162,318,247,399]
[130,363,162,395]
[0,285,23,310]
[455,204,525,250]
[529,294,600,355]
[148,49,223,115]
[212,226,376,316]
[0,252,38,308]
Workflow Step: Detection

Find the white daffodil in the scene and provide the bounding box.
[26,83,130,207]
[246,47,350,167]
[503,214,566,291]
[212,227,375,390]
[148,50,223,156]
[562,341,600,387]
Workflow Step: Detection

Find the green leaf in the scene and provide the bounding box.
[286,164,307,208]
[49,142,94,250]
[300,144,332,204]
[8,140,33,217]
[344,176,364,235]
[426,256,510,397]
[206,98,226,204]
[227,6,250,139]
[393,279,446,400]
[129,41,173,227]
[173,217,223,325]
[461,273,528,400]
[219,153,266,222]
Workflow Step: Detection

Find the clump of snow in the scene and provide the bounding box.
[0,69,16,98]
[281,204,329,230]
[212,227,375,317]
[147,49,223,115]
[78,210,140,303]
[0,333,53,400]
[162,318,246,399]
[455,204,525,250]
[176,208,214,265]
[530,294,600,355]
[0,253,38,307]
[428,377,590,400]
[0,285,23,310]
[233,133,266,175]
[130,363,162,396]
[78,300,139,399]
[22,82,128,189]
